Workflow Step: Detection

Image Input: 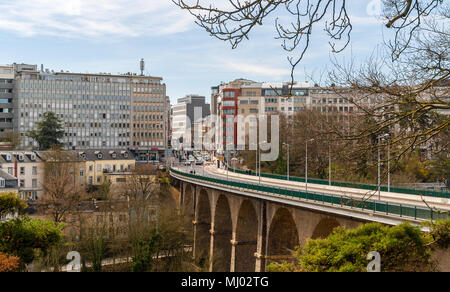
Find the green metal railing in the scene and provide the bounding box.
[228,168,450,199]
[171,168,449,221]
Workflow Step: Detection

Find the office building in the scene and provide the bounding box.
[171,94,210,150]
[5,61,169,154]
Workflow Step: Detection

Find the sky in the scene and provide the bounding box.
[0,0,390,105]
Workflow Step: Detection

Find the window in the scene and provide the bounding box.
[223,91,235,98]
[265,98,277,103]
[20,167,25,175]
[80,169,85,177]
[20,180,25,187]
[7,167,13,175]
[32,179,37,188]
[0,178,5,188]
[292,89,308,96]
[222,109,235,115]
[264,89,280,96]
[32,166,37,175]
[222,100,235,106]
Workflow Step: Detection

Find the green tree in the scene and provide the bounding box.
[0,192,27,219]
[268,222,437,272]
[0,217,63,267]
[132,231,162,272]
[27,112,65,150]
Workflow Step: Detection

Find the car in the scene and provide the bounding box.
[189,156,195,163]
[195,159,203,165]
[184,160,191,166]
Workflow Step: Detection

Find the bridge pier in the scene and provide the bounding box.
[255,200,267,272]
[176,176,365,272]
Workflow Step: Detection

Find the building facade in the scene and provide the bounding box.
[0,151,43,200]
[171,94,210,150]
[3,62,169,153]
[0,65,14,135]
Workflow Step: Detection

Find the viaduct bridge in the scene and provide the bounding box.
[170,165,449,272]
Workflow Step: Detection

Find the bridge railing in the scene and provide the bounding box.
[171,168,449,222]
[227,168,450,199]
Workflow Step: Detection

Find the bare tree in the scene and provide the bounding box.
[39,148,86,223]
[172,0,443,86]
[328,4,449,161]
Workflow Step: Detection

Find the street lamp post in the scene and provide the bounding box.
[258,141,267,185]
[388,143,391,192]
[306,139,314,191]
[329,144,332,186]
[283,143,290,181]
[258,144,261,184]
[377,134,390,200]
[378,145,381,200]
[226,150,229,181]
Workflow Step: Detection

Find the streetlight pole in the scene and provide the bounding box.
[378,144,381,200]
[306,139,314,191]
[287,144,290,181]
[258,144,261,184]
[377,133,389,200]
[256,143,258,177]
[283,143,290,181]
[226,150,229,181]
[329,144,332,186]
[388,142,391,192]
[258,141,267,185]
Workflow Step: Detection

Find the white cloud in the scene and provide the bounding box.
[222,61,290,78]
[0,0,194,38]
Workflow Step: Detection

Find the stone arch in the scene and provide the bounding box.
[194,189,211,269]
[267,208,299,263]
[311,217,341,239]
[235,200,259,272]
[212,195,233,272]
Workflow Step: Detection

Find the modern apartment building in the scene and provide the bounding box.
[171,94,210,150]
[212,79,311,151]
[4,62,169,154]
[0,65,14,135]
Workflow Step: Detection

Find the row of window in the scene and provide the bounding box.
[239,100,259,105]
[19,80,132,91]
[6,166,38,176]
[133,114,164,121]
[133,132,164,138]
[223,91,236,98]
[133,105,165,112]
[20,92,131,101]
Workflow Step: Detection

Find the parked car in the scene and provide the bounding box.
[195,158,204,165]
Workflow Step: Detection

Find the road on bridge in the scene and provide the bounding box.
[174,163,450,212]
